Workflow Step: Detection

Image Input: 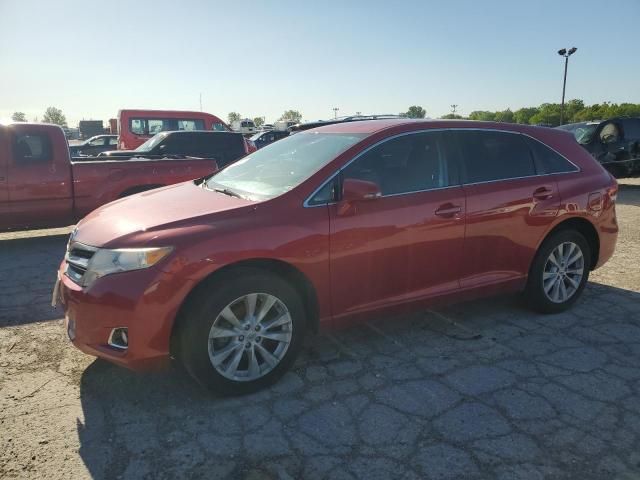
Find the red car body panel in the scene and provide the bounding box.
[55,120,618,371]
[0,123,221,231]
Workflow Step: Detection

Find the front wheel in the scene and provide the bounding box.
[525,230,591,314]
[178,269,306,395]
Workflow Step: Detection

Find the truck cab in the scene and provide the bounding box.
[0,123,74,229]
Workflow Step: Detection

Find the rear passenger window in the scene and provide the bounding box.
[526,137,579,174]
[455,131,535,184]
[12,133,52,164]
[341,132,455,196]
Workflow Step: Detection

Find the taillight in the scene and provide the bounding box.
[607,174,618,202]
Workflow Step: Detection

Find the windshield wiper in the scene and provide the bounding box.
[212,187,243,199]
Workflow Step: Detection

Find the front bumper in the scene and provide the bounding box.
[55,260,196,371]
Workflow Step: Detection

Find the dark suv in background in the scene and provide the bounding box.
[97,130,250,168]
[558,117,640,177]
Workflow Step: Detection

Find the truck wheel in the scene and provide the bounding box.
[177,269,306,395]
[524,230,591,314]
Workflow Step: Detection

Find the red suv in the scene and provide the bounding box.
[54,120,618,394]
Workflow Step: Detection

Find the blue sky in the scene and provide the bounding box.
[1,0,639,125]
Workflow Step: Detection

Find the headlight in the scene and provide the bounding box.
[82,247,173,286]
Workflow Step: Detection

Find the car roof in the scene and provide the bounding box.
[307,119,556,135]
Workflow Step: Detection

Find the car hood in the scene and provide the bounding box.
[74,181,255,247]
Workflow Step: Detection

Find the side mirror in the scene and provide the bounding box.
[342,178,382,202]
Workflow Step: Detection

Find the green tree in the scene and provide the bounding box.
[227,112,241,124]
[279,110,302,123]
[494,109,515,123]
[529,103,562,126]
[253,116,265,128]
[405,105,426,119]
[514,107,539,125]
[563,99,585,123]
[42,106,67,126]
[11,112,27,122]
[440,113,464,119]
[468,111,496,121]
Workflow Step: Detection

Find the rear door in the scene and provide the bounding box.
[451,129,560,289]
[6,125,74,229]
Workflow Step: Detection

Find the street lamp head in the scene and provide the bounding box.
[568,47,577,55]
[558,48,567,56]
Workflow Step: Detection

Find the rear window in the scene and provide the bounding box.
[130,118,206,135]
[12,132,52,163]
[526,137,579,174]
[454,131,535,184]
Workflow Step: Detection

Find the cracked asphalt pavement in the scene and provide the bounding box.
[1,179,639,479]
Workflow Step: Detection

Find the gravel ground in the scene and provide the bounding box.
[1,179,639,479]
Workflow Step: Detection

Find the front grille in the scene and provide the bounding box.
[65,241,98,284]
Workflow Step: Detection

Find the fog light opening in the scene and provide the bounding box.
[108,328,129,350]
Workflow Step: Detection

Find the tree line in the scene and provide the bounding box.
[438,100,640,126]
[13,101,640,129]
[11,107,67,126]
[228,110,302,126]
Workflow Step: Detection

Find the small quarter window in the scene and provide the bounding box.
[526,137,579,174]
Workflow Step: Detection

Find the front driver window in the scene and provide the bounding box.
[341,132,450,196]
[600,123,620,144]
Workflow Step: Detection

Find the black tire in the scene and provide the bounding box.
[177,268,306,395]
[524,229,591,314]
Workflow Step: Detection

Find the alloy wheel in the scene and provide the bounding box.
[207,293,292,381]
[542,241,585,303]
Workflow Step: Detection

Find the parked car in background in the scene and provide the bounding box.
[118,109,228,150]
[261,124,274,131]
[69,134,118,157]
[231,119,257,135]
[558,117,640,177]
[249,130,289,149]
[0,123,221,231]
[78,120,104,140]
[274,120,297,131]
[54,119,617,394]
[98,131,252,165]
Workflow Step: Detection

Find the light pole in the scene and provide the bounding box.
[333,107,339,119]
[557,47,577,125]
[451,104,458,115]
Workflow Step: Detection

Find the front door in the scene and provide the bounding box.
[328,131,465,321]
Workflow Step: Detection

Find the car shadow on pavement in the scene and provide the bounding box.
[75,281,640,479]
[0,234,68,327]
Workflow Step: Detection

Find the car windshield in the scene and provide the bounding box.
[249,132,263,141]
[557,123,598,144]
[135,132,169,152]
[205,132,365,200]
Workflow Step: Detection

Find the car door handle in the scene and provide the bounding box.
[435,204,462,217]
[533,187,553,200]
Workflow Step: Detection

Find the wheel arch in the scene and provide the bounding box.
[536,216,600,271]
[169,258,320,358]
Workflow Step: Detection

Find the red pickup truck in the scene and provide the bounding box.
[0,123,221,231]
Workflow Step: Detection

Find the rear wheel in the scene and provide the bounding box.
[525,230,591,314]
[177,269,306,395]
